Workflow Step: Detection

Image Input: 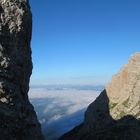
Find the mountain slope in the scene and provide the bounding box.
[59,53,140,140]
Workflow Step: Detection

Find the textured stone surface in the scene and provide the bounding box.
[107,53,140,120]
[59,53,140,140]
[0,0,44,140]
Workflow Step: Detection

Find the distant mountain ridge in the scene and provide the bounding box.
[59,52,140,140]
[31,85,104,91]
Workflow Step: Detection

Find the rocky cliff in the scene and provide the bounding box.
[59,52,140,140]
[0,0,44,140]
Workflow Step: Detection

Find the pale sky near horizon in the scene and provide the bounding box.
[29,0,140,85]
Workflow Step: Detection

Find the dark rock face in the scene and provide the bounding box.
[0,0,44,140]
[59,53,140,140]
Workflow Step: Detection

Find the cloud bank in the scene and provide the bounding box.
[29,88,100,140]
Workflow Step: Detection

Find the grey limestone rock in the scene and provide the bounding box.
[59,53,140,140]
[0,0,44,140]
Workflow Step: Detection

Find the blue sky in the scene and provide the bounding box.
[29,0,140,85]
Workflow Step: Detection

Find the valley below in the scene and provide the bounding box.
[29,86,101,140]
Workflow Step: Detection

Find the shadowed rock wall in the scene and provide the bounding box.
[59,53,140,140]
[0,0,44,139]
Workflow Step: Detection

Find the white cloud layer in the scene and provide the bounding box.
[29,88,100,140]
